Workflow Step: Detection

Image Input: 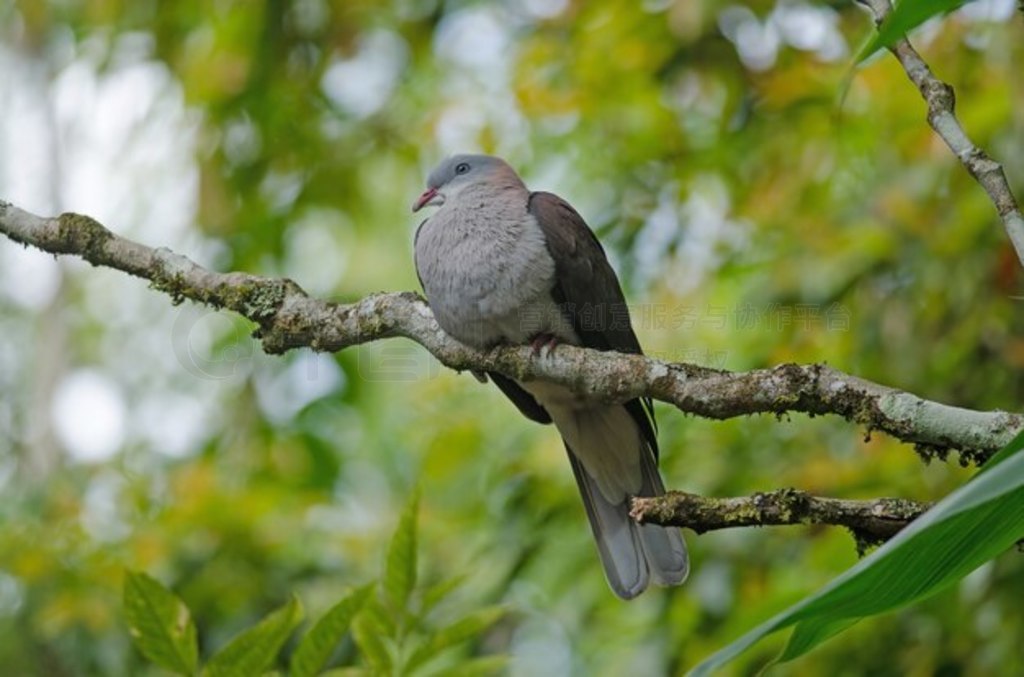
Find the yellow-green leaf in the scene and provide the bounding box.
[434,655,509,677]
[855,0,974,64]
[123,571,198,676]
[290,585,373,677]
[405,606,505,674]
[384,491,419,613]
[205,596,304,677]
[350,605,393,673]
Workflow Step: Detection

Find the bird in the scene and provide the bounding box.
[412,154,688,599]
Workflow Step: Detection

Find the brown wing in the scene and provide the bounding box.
[527,191,658,457]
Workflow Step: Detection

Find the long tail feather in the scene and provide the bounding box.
[563,406,689,598]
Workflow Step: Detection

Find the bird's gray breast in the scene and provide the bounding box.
[415,200,571,348]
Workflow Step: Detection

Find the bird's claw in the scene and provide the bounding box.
[530,333,559,357]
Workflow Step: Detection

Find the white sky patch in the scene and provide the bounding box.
[428,5,531,157]
[772,2,847,62]
[434,7,510,72]
[255,352,344,425]
[283,209,350,296]
[634,183,682,286]
[134,392,210,458]
[52,53,200,244]
[164,306,256,382]
[1,31,249,464]
[261,169,304,214]
[516,0,569,20]
[80,470,132,542]
[51,369,127,463]
[222,114,263,166]
[321,29,408,118]
[719,3,848,71]
[634,176,750,294]
[435,105,489,153]
[675,176,750,285]
[0,46,60,214]
[959,0,1016,21]
[0,244,62,310]
[719,5,780,71]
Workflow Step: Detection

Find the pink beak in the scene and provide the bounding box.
[412,187,439,213]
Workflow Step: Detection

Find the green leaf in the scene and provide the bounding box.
[417,576,467,619]
[405,607,505,674]
[290,585,373,677]
[433,655,509,677]
[855,0,974,64]
[205,596,304,677]
[350,603,393,673]
[384,491,419,613]
[123,571,199,676]
[689,430,1024,676]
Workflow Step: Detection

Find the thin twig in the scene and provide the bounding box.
[860,0,1024,266]
[631,489,931,553]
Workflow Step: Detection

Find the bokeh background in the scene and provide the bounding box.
[2,0,1023,674]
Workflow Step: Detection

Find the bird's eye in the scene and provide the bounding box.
[455,162,471,175]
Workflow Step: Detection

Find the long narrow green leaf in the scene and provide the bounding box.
[690,430,1024,676]
[418,575,467,620]
[384,491,419,613]
[434,655,509,676]
[290,585,373,677]
[320,669,372,677]
[206,596,304,677]
[405,606,505,674]
[350,602,393,673]
[855,0,974,64]
[123,571,199,676]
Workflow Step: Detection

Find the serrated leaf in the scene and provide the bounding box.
[384,492,419,614]
[290,585,373,677]
[689,430,1024,676]
[205,596,304,677]
[855,0,974,64]
[124,571,199,676]
[405,607,505,674]
[351,607,393,673]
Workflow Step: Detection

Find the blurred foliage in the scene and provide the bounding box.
[1,0,1024,675]
[124,496,501,675]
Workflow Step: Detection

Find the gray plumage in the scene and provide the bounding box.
[413,154,689,599]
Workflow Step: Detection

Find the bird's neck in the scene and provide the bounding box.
[441,184,529,232]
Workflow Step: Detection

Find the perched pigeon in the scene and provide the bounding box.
[413,154,688,599]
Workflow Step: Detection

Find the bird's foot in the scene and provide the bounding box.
[529,333,560,356]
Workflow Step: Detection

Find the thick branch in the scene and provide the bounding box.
[861,0,1024,266]
[631,489,930,552]
[2,200,1022,461]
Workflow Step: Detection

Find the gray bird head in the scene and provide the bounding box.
[412,154,525,212]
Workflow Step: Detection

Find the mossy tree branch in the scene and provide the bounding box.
[2,198,1021,546]
[2,199,1020,464]
[631,490,931,554]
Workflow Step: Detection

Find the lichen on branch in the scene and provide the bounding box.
[1,199,1020,464]
[631,489,931,553]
